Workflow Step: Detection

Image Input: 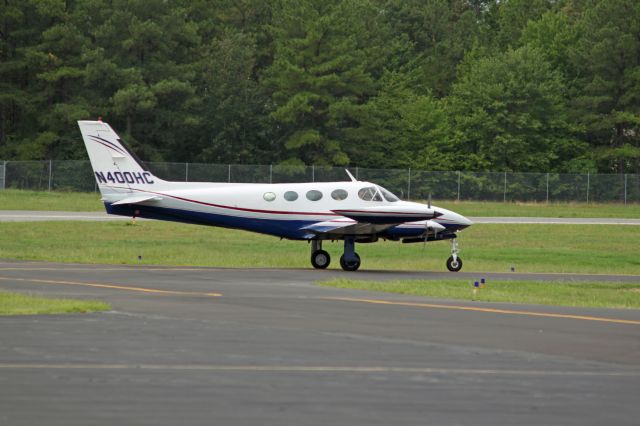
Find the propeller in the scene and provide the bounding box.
[423,192,432,248]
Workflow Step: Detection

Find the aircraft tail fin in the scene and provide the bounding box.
[78,120,165,196]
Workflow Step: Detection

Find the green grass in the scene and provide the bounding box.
[319,279,640,309]
[0,189,102,211]
[0,290,110,315]
[1,189,639,217]
[0,221,639,275]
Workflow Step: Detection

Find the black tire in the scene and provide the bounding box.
[311,250,331,269]
[446,256,462,272]
[339,253,361,271]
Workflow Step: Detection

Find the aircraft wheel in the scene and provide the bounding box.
[311,250,331,269]
[446,256,462,272]
[339,253,361,272]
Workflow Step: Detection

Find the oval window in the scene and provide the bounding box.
[284,191,298,201]
[331,189,348,201]
[306,190,323,201]
[263,192,276,202]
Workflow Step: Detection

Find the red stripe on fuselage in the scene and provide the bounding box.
[103,186,340,217]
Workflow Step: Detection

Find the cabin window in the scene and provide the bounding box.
[358,187,382,202]
[379,186,400,202]
[284,191,298,201]
[306,190,323,201]
[331,189,348,201]
[263,192,276,202]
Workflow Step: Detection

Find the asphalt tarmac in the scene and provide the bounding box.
[1,260,639,426]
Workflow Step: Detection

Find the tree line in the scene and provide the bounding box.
[1,0,639,173]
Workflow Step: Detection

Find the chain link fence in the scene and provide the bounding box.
[0,159,638,204]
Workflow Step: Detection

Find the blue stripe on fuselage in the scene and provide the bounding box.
[104,203,462,240]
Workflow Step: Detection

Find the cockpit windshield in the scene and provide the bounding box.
[357,186,400,202]
[357,187,383,202]
[378,186,400,202]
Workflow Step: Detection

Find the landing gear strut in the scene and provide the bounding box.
[340,237,361,271]
[310,240,330,269]
[446,237,463,272]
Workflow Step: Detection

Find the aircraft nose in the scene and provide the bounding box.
[454,213,473,228]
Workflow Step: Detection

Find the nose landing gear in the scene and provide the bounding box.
[446,237,463,272]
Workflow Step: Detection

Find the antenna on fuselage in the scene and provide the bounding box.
[345,169,357,182]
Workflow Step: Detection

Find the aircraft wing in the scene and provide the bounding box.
[331,205,440,224]
[300,220,399,237]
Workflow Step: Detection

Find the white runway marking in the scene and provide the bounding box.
[0,363,637,376]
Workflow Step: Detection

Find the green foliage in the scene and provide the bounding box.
[1,0,639,174]
[264,0,391,165]
[571,0,640,173]
[447,45,586,171]
[344,72,451,168]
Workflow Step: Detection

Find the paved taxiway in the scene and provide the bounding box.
[1,260,639,425]
[2,210,640,225]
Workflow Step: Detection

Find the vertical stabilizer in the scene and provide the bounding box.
[78,120,164,197]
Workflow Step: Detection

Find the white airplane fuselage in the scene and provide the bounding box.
[78,120,472,271]
[100,180,472,240]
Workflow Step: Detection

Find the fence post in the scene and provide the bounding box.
[185,162,189,182]
[503,171,507,202]
[228,164,231,183]
[269,164,273,184]
[48,159,53,192]
[407,168,411,200]
[586,172,590,203]
[546,173,549,204]
[312,165,315,182]
[457,171,461,201]
[624,173,627,205]
[1,160,6,190]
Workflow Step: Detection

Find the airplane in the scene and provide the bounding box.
[78,119,473,272]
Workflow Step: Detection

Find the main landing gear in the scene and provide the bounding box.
[339,237,360,272]
[310,240,330,269]
[446,237,463,272]
[310,237,361,271]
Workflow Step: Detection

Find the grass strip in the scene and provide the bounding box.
[0,189,102,211]
[0,290,110,315]
[2,221,639,275]
[319,279,640,309]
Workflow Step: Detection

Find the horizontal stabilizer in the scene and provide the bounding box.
[111,195,163,205]
[331,206,441,224]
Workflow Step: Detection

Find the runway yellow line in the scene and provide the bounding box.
[0,363,637,376]
[324,297,640,325]
[0,276,221,297]
[0,267,213,272]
